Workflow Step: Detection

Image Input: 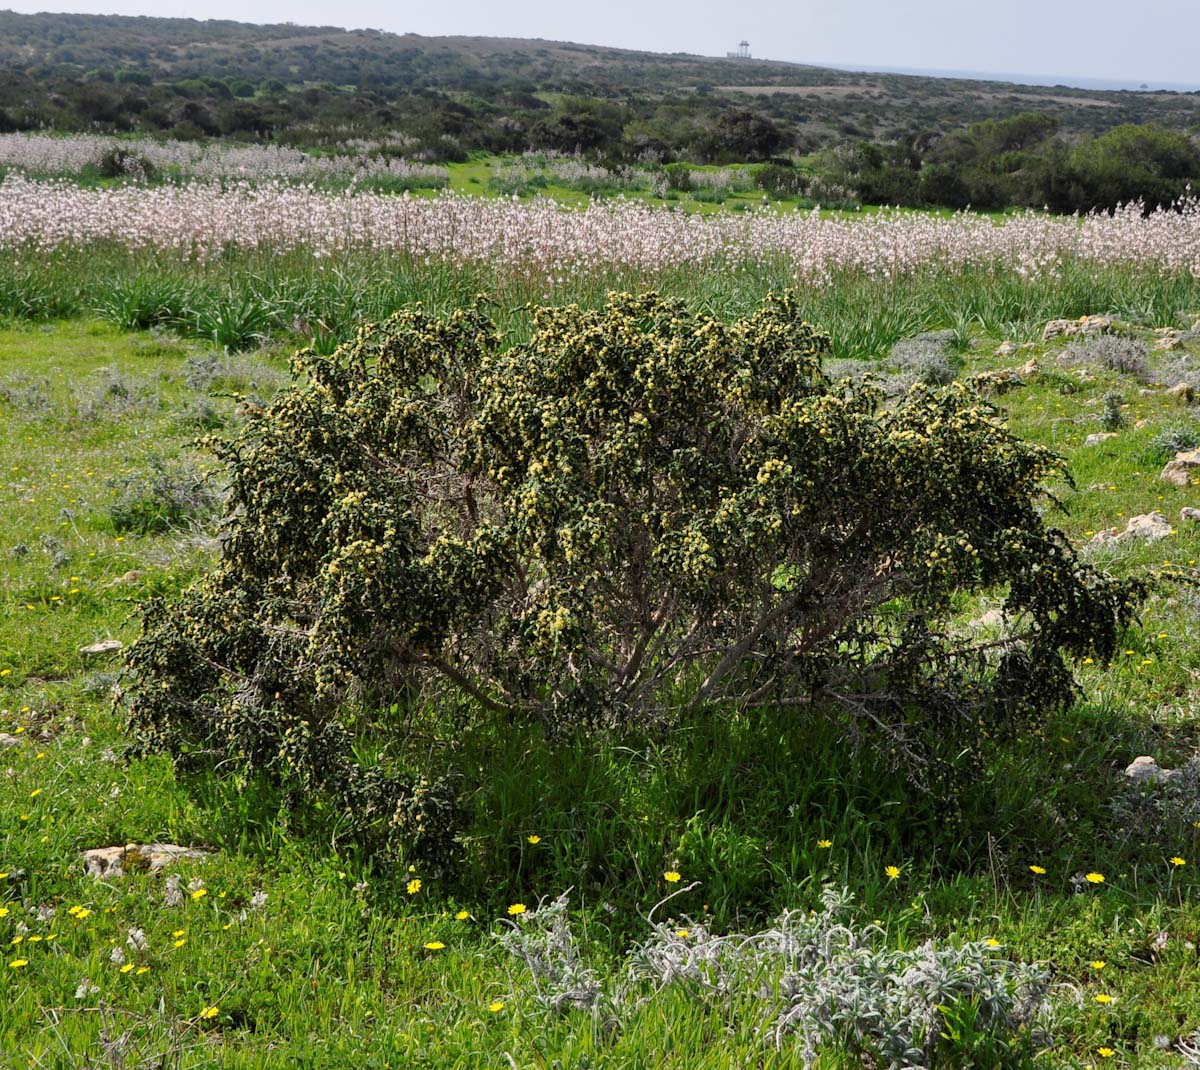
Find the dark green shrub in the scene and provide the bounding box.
[124,292,1142,856]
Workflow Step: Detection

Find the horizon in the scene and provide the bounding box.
[4,1,1199,90]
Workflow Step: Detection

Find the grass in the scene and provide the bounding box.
[1,309,1200,1066]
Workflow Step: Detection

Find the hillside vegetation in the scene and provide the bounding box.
[1,11,1200,213]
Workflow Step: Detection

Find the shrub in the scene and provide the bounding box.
[1142,420,1200,464]
[107,456,218,535]
[1065,335,1150,381]
[499,887,1053,1068]
[123,292,1142,854]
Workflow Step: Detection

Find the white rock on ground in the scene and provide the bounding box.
[1162,449,1200,487]
[79,639,123,658]
[81,843,214,878]
[1090,512,1173,544]
[1043,315,1115,341]
[1084,432,1119,447]
[1124,755,1180,783]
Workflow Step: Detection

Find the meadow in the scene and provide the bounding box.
[2,170,1200,1067]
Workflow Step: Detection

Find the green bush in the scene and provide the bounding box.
[123,292,1143,856]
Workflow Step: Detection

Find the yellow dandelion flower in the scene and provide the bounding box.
[1091,960,1106,970]
[675,928,690,938]
[191,888,208,900]
[406,878,422,895]
[885,865,901,880]
[136,966,150,975]
[1171,857,1186,867]
[1098,1048,1115,1058]
[119,963,134,974]
[1094,993,1113,1003]
[817,839,832,849]
[1085,872,1105,884]
[526,835,541,844]
[985,938,1001,947]
[173,938,186,948]
[73,908,91,920]
[663,871,681,883]
[8,958,27,968]
[28,788,41,798]
[199,1005,219,1020]
[455,910,471,921]
[488,1000,505,1013]
[1029,865,1046,875]
[507,903,527,916]
[0,908,7,918]
[423,941,446,951]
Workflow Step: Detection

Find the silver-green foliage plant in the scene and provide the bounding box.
[122,291,1142,852]
[499,888,1053,1069]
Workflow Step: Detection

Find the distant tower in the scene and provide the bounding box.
[726,40,751,59]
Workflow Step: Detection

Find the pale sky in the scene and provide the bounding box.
[6,0,1198,88]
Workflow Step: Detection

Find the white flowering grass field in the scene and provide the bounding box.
[1,312,1200,1067]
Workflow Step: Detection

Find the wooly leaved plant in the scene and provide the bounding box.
[122,291,1142,854]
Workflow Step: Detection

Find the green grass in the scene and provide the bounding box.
[2,312,1200,1065]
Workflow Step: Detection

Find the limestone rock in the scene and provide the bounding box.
[1182,507,1200,523]
[81,843,213,879]
[1017,357,1039,378]
[1084,432,1119,447]
[1090,511,1173,544]
[1124,755,1180,783]
[79,639,123,658]
[995,341,1018,357]
[1167,382,1196,403]
[1153,328,1185,352]
[1162,449,1200,487]
[0,733,20,747]
[1043,315,1115,341]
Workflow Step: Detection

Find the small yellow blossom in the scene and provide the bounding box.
[526,835,541,844]
[1094,993,1113,1003]
[199,1006,219,1020]
[985,938,1001,948]
[663,871,681,883]
[817,839,832,849]
[1098,1048,1115,1058]
[8,958,27,968]
[1171,857,1186,867]
[172,929,186,938]
[407,879,422,895]
[1091,960,1106,970]
[507,903,527,916]
[488,1000,505,1013]
[28,788,41,798]
[455,910,471,921]
[1029,865,1046,875]
[119,963,134,974]
[136,966,150,975]
[423,941,446,951]
[675,928,690,938]
[173,938,186,948]
[885,865,901,880]
[191,888,208,900]
[1085,872,1105,884]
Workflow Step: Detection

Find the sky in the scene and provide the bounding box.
[6,0,1200,89]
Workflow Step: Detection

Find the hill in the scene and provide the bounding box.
[0,9,1198,153]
